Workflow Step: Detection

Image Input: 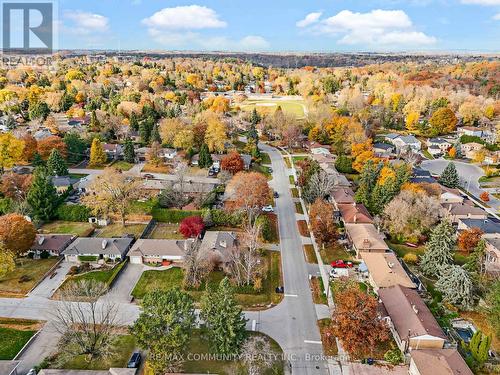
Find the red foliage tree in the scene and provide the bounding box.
[480,191,490,202]
[37,136,67,160]
[309,199,337,246]
[179,216,205,238]
[221,151,244,175]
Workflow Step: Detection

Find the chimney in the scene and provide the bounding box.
[387,262,394,268]
[38,236,45,245]
[219,240,227,248]
[412,304,419,314]
[363,238,370,248]
[101,239,107,250]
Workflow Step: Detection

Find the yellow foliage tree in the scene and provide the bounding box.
[89,138,107,167]
[377,166,396,185]
[173,129,195,150]
[0,133,24,173]
[352,150,376,173]
[405,112,420,132]
[205,117,227,153]
[160,118,184,146]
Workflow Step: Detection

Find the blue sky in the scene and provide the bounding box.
[51,0,500,52]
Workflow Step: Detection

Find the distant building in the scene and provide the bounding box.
[102,143,123,160]
[373,143,395,158]
[458,126,483,138]
[461,142,483,160]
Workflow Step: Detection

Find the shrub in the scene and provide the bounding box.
[335,155,354,174]
[403,253,418,264]
[257,215,273,242]
[480,192,490,202]
[384,349,403,365]
[56,204,92,222]
[209,209,243,227]
[40,250,50,259]
[179,216,205,238]
[152,208,203,223]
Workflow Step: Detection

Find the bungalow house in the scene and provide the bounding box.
[373,143,395,158]
[135,147,177,162]
[410,168,435,184]
[361,252,415,292]
[485,238,500,275]
[458,126,483,138]
[344,223,389,256]
[440,187,464,204]
[31,234,74,256]
[103,143,123,160]
[427,138,452,157]
[484,150,500,165]
[128,239,194,265]
[331,187,355,206]
[461,142,483,160]
[442,202,487,224]
[337,203,373,224]
[409,349,473,375]
[379,285,447,352]
[458,218,500,238]
[198,231,238,266]
[0,360,20,375]
[141,179,217,197]
[63,237,133,262]
[52,176,72,194]
[392,135,421,153]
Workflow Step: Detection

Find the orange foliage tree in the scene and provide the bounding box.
[331,281,389,358]
[309,199,337,246]
[0,172,33,201]
[0,213,36,256]
[37,136,67,160]
[458,227,483,254]
[221,151,244,174]
[480,191,490,202]
[21,134,38,162]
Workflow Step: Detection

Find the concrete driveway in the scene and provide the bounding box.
[106,263,145,303]
[29,260,72,299]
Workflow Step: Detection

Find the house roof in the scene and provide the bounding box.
[103,143,121,152]
[397,135,419,144]
[344,224,389,252]
[331,187,355,205]
[361,252,415,289]
[32,234,74,252]
[410,349,473,375]
[459,219,500,235]
[413,168,432,178]
[241,154,252,168]
[485,237,500,251]
[63,237,133,256]
[384,133,400,140]
[51,176,72,187]
[443,203,486,217]
[337,203,373,224]
[460,126,481,132]
[128,239,192,258]
[373,143,395,151]
[429,137,451,144]
[199,231,237,262]
[379,285,446,340]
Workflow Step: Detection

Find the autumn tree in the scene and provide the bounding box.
[480,191,490,202]
[179,216,205,238]
[0,133,24,173]
[0,213,36,256]
[0,243,15,279]
[221,151,244,174]
[146,141,162,167]
[458,227,484,254]
[331,281,389,358]
[429,107,458,136]
[21,134,37,162]
[88,138,107,167]
[303,171,336,204]
[37,136,67,160]
[309,199,337,246]
[173,129,195,150]
[81,168,141,225]
[205,115,227,153]
[159,117,183,146]
[0,172,32,201]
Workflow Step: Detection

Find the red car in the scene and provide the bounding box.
[330,260,353,268]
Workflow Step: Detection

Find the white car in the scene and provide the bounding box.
[262,205,274,213]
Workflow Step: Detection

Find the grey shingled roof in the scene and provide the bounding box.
[63,237,133,257]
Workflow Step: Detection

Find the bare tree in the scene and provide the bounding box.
[182,239,214,288]
[52,280,120,364]
[242,336,276,375]
[303,171,336,203]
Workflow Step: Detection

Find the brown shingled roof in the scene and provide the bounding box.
[410,349,473,375]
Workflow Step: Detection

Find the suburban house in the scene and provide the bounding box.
[331,187,355,206]
[379,285,447,352]
[337,203,373,224]
[141,179,217,197]
[373,143,395,158]
[310,147,331,156]
[427,138,452,157]
[190,153,222,166]
[344,223,389,256]
[0,360,20,375]
[484,150,500,165]
[458,126,483,138]
[128,239,194,265]
[51,176,72,194]
[410,168,435,184]
[198,231,238,266]
[485,238,500,275]
[63,237,134,262]
[103,143,123,160]
[31,234,74,256]
[135,147,177,162]
[241,153,253,170]
[361,252,415,292]
[391,135,421,153]
[458,218,500,238]
[461,142,483,159]
[409,349,473,375]
[440,187,464,204]
[442,202,487,224]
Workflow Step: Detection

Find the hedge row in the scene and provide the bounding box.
[56,204,92,222]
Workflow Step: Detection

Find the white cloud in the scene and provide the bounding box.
[142,5,226,30]
[296,12,322,28]
[299,9,436,48]
[494,12,500,19]
[238,35,270,50]
[461,0,500,5]
[64,10,109,34]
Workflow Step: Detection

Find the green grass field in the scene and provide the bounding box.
[39,221,94,236]
[238,99,306,118]
[0,327,36,359]
[96,223,146,238]
[148,223,184,239]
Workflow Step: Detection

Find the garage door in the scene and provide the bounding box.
[130,256,143,264]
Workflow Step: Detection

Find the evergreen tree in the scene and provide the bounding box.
[435,265,474,310]
[354,160,382,210]
[439,162,460,188]
[63,133,87,164]
[465,239,486,282]
[47,149,68,176]
[139,119,152,144]
[198,143,213,168]
[89,138,107,167]
[32,152,45,168]
[250,108,261,125]
[150,123,161,144]
[89,110,100,131]
[421,221,456,277]
[123,139,135,163]
[468,331,491,364]
[27,167,59,221]
[129,112,139,131]
[200,277,247,356]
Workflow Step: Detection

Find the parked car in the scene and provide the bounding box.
[330,260,353,268]
[143,173,155,179]
[262,205,274,212]
[273,191,279,198]
[127,352,141,368]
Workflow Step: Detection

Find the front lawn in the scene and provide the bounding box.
[295,202,304,214]
[303,244,317,263]
[0,258,60,297]
[110,160,133,171]
[48,335,136,370]
[388,241,468,265]
[0,318,41,360]
[142,163,171,173]
[39,221,94,236]
[96,223,146,238]
[148,223,184,239]
[292,155,309,163]
[260,152,271,165]
[310,277,327,305]
[184,330,284,375]
[132,251,283,309]
[297,220,310,237]
[319,243,352,264]
[318,319,338,356]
